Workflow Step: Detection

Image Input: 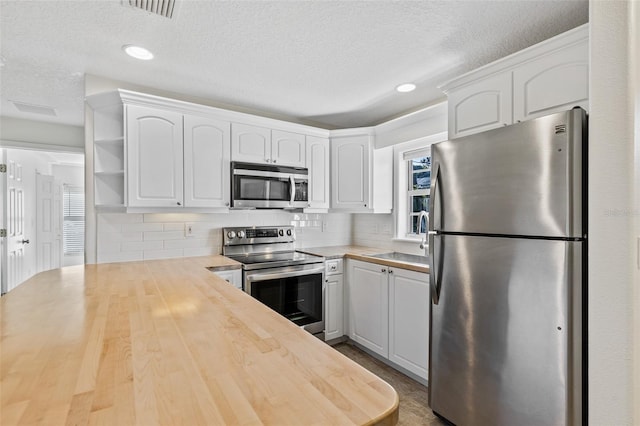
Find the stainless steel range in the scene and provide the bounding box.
[222,226,325,336]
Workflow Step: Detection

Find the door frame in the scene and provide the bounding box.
[0,142,84,295]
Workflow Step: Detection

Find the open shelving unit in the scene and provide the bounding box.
[87,92,126,208]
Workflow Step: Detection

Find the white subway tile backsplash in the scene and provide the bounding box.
[144,231,185,241]
[121,240,164,251]
[164,238,212,249]
[121,222,164,232]
[96,211,353,264]
[99,231,143,242]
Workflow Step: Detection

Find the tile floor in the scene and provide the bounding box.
[333,342,448,426]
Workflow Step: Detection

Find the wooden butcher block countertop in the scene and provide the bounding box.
[1,256,398,426]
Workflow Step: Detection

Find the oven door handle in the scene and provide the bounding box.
[246,267,325,283]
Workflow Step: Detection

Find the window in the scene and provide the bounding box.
[63,185,84,255]
[393,131,446,242]
[408,155,431,235]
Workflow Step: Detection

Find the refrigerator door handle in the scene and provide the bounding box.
[429,232,442,305]
[429,161,440,232]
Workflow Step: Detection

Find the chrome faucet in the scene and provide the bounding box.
[417,210,429,253]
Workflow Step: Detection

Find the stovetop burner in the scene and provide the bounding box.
[225,251,324,270]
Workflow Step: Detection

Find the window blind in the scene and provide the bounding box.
[63,185,84,255]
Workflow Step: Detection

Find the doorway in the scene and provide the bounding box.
[1,148,84,294]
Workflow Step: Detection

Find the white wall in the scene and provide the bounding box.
[0,116,84,150]
[589,1,638,425]
[96,211,351,263]
[51,163,84,187]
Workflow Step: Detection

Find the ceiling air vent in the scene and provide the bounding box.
[126,0,177,19]
[11,101,57,117]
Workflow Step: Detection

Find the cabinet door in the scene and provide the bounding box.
[271,130,306,167]
[324,274,344,341]
[447,73,512,138]
[231,123,271,164]
[184,115,230,208]
[331,135,370,210]
[513,40,588,122]
[348,260,388,357]
[126,104,183,207]
[388,268,430,380]
[306,136,330,209]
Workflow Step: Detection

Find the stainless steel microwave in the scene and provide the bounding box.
[231,162,309,209]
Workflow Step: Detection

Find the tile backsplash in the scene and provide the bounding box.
[97,211,352,263]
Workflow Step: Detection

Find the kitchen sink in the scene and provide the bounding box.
[368,252,429,266]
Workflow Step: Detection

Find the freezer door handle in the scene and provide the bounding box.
[429,232,442,305]
[429,161,440,232]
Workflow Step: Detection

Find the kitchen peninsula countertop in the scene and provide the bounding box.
[298,246,430,274]
[1,256,399,425]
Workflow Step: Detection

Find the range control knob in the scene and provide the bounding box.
[227,231,236,239]
[286,229,292,236]
[278,229,284,236]
[237,230,245,238]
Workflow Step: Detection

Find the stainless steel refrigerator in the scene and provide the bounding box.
[428,108,587,426]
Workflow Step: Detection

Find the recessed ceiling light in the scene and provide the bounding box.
[396,83,416,93]
[122,44,154,60]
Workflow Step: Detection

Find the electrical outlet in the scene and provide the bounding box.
[185,223,194,238]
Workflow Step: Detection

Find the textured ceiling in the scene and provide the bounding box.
[0,0,588,130]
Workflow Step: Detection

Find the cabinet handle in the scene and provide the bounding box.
[272,159,277,164]
[225,202,230,207]
[364,204,367,207]
[265,159,270,163]
[177,201,181,206]
[381,268,386,273]
[388,269,393,274]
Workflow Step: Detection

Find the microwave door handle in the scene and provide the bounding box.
[290,175,295,205]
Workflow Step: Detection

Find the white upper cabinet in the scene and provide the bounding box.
[231,124,306,167]
[441,24,588,138]
[231,123,271,164]
[126,104,184,208]
[271,130,306,167]
[447,73,512,138]
[330,131,392,213]
[183,115,231,208]
[306,136,330,210]
[513,40,588,122]
[331,134,369,210]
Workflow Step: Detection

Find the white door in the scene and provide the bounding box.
[324,273,344,341]
[36,173,62,272]
[183,115,230,208]
[5,156,28,292]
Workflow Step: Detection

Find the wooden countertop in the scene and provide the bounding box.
[1,256,398,425]
[299,246,430,274]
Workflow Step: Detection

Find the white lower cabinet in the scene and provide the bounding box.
[324,273,344,341]
[347,259,430,381]
[348,260,389,357]
[388,267,430,380]
[212,269,242,289]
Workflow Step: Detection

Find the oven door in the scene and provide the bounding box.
[245,263,324,334]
